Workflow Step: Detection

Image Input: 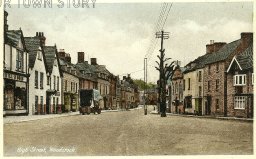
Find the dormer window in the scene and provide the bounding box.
[37,51,42,60]
[233,74,246,86]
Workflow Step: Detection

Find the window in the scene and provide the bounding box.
[35,71,38,88]
[233,74,246,86]
[216,63,219,72]
[76,83,78,93]
[65,80,67,91]
[16,51,23,72]
[198,71,202,82]
[71,82,73,92]
[183,79,185,90]
[188,78,191,90]
[175,82,178,93]
[216,79,220,91]
[252,73,254,85]
[37,51,42,60]
[40,72,44,89]
[57,76,59,91]
[216,99,219,110]
[53,75,56,90]
[234,96,246,109]
[208,81,211,92]
[47,76,50,85]
[35,96,38,113]
[199,86,202,96]
[208,65,211,75]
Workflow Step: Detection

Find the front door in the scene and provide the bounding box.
[46,95,51,114]
[205,96,211,115]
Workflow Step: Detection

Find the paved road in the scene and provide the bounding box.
[4,106,253,156]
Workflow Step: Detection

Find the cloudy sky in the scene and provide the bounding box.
[5,1,253,83]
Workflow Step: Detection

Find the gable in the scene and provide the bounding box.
[227,56,242,73]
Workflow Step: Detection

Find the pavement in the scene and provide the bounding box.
[3,106,144,124]
[3,105,252,124]
[150,110,254,122]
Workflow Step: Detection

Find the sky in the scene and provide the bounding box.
[5,1,253,83]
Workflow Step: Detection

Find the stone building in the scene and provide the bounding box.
[183,53,213,115]
[4,11,29,115]
[59,50,79,112]
[203,33,253,117]
[226,43,253,118]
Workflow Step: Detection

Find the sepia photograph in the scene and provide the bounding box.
[1,0,254,157]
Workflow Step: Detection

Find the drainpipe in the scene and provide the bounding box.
[224,71,227,117]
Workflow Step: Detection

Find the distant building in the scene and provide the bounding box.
[171,65,185,114]
[59,50,79,112]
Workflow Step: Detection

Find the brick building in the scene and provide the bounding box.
[203,33,253,117]
[226,44,253,118]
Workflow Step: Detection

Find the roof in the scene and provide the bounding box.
[204,39,242,65]
[6,30,23,47]
[183,53,211,73]
[59,58,81,78]
[24,37,43,68]
[232,43,253,71]
[5,30,27,51]
[43,46,57,73]
[75,62,97,81]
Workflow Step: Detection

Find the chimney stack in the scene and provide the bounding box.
[35,32,46,46]
[91,58,97,65]
[4,11,8,31]
[241,32,253,48]
[206,41,226,54]
[77,52,84,63]
[58,49,65,60]
[65,53,71,63]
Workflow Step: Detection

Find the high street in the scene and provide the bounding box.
[4,106,253,156]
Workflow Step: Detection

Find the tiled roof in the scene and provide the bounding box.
[204,39,242,65]
[236,43,253,70]
[59,59,80,78]
[24,37,41,68]
[43,46,57,73]
[75,62,97,81]
[183,53,211,73]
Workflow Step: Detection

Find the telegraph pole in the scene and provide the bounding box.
[155,30,169,117]
[144,58,147,115]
